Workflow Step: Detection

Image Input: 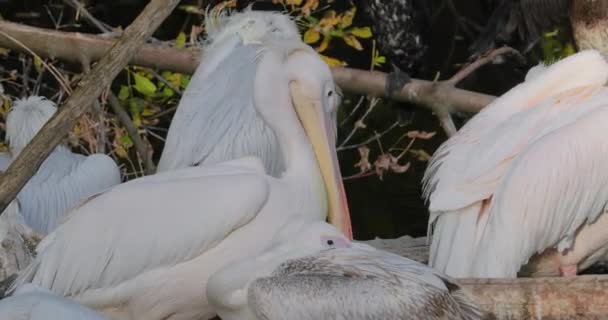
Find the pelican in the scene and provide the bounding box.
[10,26,351,320]
[423,49,608,278]
[0,96,121,234]
[0,284,109,320]
[208,220,484,320]
[157,8,315,176]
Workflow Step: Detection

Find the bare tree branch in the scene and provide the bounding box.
[0,0,182,215]
[0,20,496,115]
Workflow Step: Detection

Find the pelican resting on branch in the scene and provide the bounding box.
[9,14,351,320]
[157,8,318,177]
[1,96,120,235]
[424,49,608,278]
[0,284,109,320]
[208,221,484,320]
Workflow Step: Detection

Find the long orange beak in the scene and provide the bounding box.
[290,82,353,240]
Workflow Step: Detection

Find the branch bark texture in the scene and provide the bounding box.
[363,237,608,319]
[0,20,495,114]
[0,0,181,215]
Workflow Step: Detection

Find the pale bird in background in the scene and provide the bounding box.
[0,284,109,320]
[9,11,351,320]
[157,7,332,177]
[423,50,608,278]
[1,96,121,235]
[209,220,484,320]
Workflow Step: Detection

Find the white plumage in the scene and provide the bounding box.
[1,96,121,234]
[208,221,483,320]
[424,50,608,277]
[10,21,351,320]
[0,284,109,320]
[157,8,305,176]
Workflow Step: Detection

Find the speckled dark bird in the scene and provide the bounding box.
[358,0,431,123]
[470,0,608,58]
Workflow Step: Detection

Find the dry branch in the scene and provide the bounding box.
[0,20,496,115]
[0,0,182,215]
[362,237,608,319]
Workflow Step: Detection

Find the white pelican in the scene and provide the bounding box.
[0,284,109,320]
[208,221,484,320]
[1,96,121,234]
[157,9,314,176]
[10,32,351,320]
[423,50,608,278]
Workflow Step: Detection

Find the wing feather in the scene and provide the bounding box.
[423,50,608,209]
[0,285,109,320]
[470,104,608,277]
[13,164,270,297]
[430,85,608,211]
[157,37,284,176]
[250,245,481,320]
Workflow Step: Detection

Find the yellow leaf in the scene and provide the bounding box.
[319,10,340,28]
[343,35,363,51]
[34,56,42,73]
[316,36,330,53]
[320,55,346,67]
[303,28,320,44]
[349,26,372,39]
[339,7,356,29]
[175,32,187,49]
[287,0,302,5]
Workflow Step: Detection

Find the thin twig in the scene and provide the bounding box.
[447,46,521,85]
[338,97,380,148]
[339,95,365,127]
[61,0,113,34]
[337,121,400,152]
[147,68,182,96]
[107,93,156,175]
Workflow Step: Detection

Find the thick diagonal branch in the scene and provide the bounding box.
[0,0,182,215]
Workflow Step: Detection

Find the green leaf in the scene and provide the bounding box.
[132,72,157,96]
[118,85,130,101]
[162,86,175,97]
[305,16,319,24]
[175,32,187,49]
[349,27,372,39]
[119,134,133,149]
[181,75,191,89]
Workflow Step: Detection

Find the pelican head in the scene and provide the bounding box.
[6,96,56,154]
[205,6,299,46]
[253,41,352,238]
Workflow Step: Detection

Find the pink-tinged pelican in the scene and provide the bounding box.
[423,50,608,278]
[208,220,484,320]
[10,27,351,320]
[157,8,312,176]
[1,96,121,234]
[0,284,109,320]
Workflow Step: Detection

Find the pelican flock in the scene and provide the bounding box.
[7,9,353,320]
[13,4,608,320]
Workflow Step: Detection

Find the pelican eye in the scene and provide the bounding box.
[327,239,334,246]
[327,90,333,97]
